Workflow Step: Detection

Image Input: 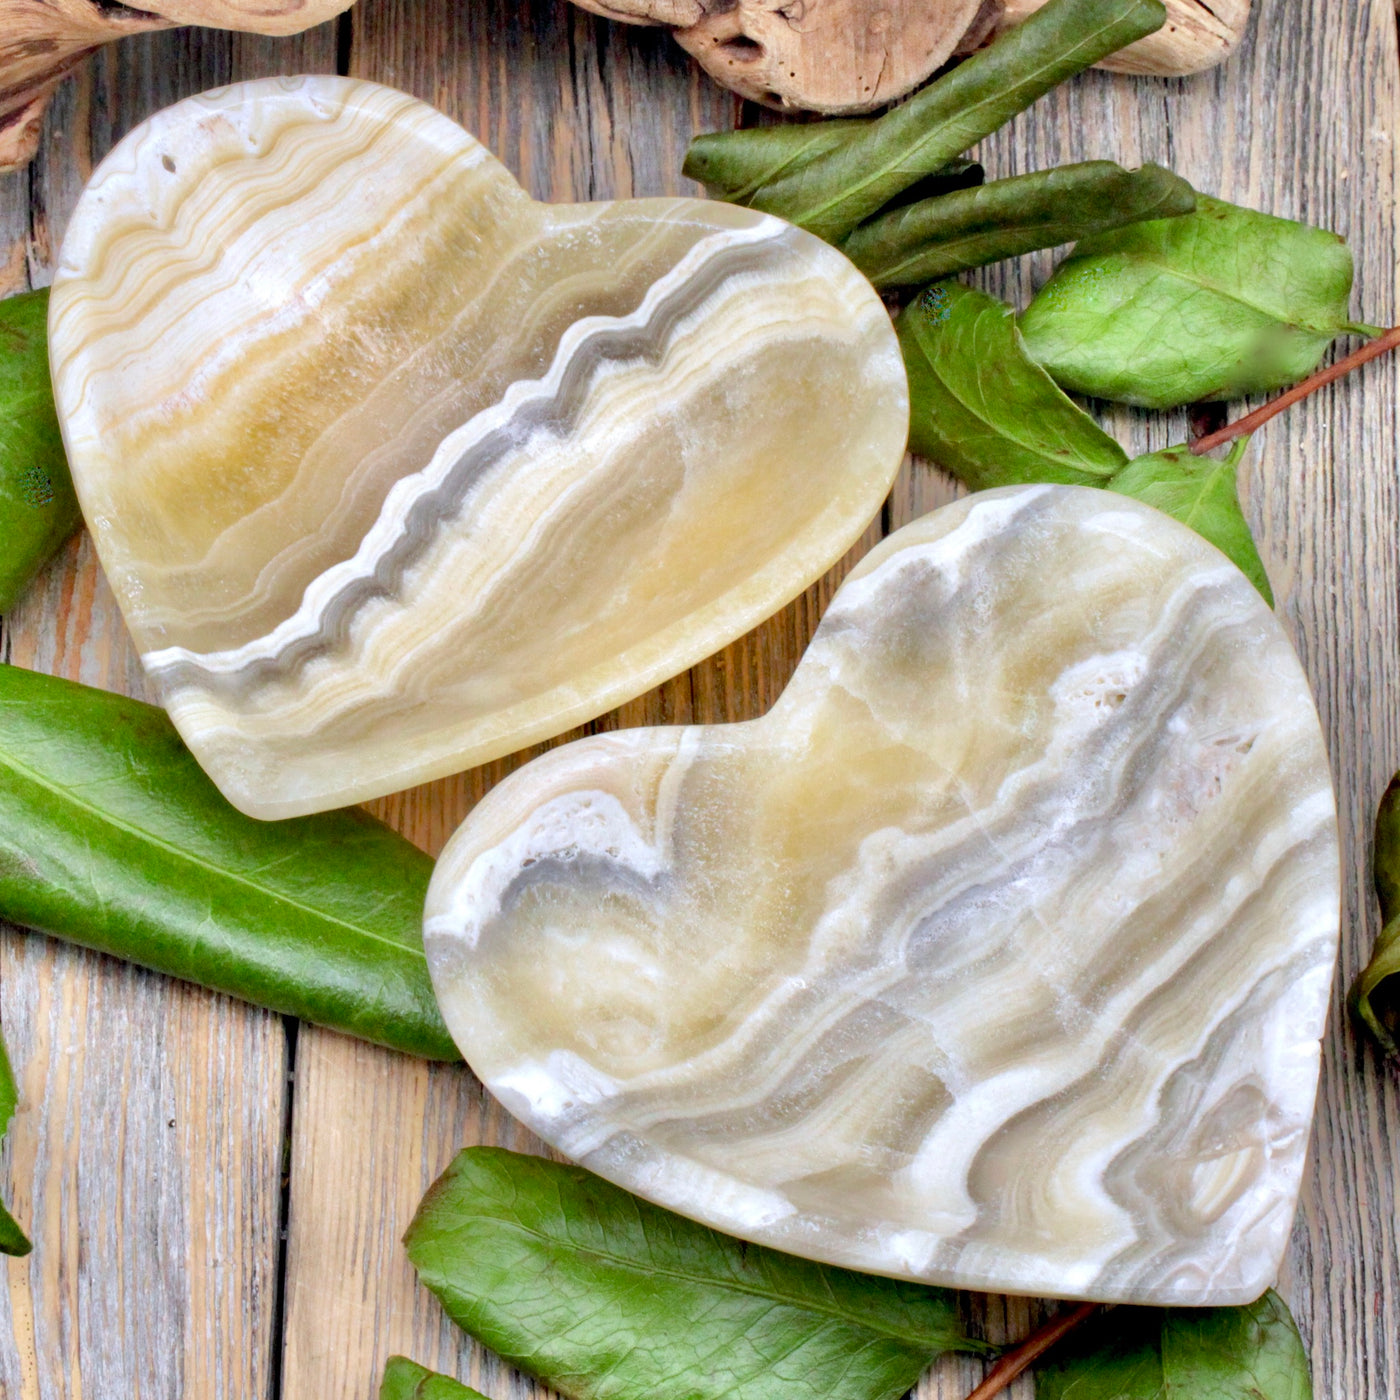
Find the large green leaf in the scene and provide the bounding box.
[0,289,80,613]
[405,1148,988,1400]
[1351,771,1400,1055]
[897,280,1128,490]
[896,283,1272,597]
[380,1357,487,1400]
[745,0,1166,242]
[1019,195,1362,408]
[845,162,1195,290]
[1035,1291,1311,1400]
[1106,439,1273,604]
[0,665,458,1060]
[0,1024,31,1256]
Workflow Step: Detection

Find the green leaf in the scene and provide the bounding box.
[746,0,1167,242]
[380,1357,487,1400]
[0,1024,31,1256]
[897,280,1128,490]
[1019,195,1361,408]
[682,119,982,208]
[896,284,1273,599]
[865,160,986,212]
[1106,439,1273,604]
[405,1147,989,1400]
[1373,771,1400,922]
[844,162,1196,290]
[684,120,873,204]
[1035,1291,1311,1400]
[0,289,81,613]
[1350,771,1400,1055]
[0,664,459,1061]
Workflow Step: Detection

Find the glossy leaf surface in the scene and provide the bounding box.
[898,280,1127,489]
[1036,1291,1311,1400]
[0,1026,30,1256]
[1107,440,1273,604]
[1020,195,1360,408]
[405,1147,985,1400]
[381,1357,487,1400]
[0,289,80,612]
[0,665,458,1060]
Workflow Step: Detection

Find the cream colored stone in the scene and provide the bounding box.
[49,76,907,819]
[426,485,1340,1305]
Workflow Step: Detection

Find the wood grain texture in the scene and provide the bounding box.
[568,0,984,113]
[0,0,1397,1396]
[569,0,1251,111]
[0,23,336,1400]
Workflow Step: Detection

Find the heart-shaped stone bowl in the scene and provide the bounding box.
[49,75,907,819]
[425,484,1341,1306]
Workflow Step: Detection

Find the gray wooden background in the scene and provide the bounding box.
[0,0,1396,1395]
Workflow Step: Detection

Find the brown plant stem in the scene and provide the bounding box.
[1190,325,1400,455]
[960,1302,1099,1400]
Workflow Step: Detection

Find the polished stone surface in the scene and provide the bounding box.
[49,76,906,819]
[426,485,1341,1305]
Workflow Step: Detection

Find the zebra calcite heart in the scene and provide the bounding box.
[49,76,906,819]
[425,485,1341,1305]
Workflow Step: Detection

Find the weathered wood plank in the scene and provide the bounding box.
[0,0,1396,1396]
[283,4,1400,1399]
[0,22,336,1400]
[277,6,738,1393]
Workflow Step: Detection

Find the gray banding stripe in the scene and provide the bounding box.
[530,567,1298,1145]
[147,223,802,697]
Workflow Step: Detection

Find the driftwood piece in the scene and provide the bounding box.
[571,0,988,110]
[570,0,1252,111]
[0,0,350,171]
[0,0,1251,170]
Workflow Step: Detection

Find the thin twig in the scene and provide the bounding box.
[960,1302,1099,1400]
[1190,325,1400,455]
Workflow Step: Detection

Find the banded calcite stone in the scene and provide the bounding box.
[49,77,906,819]
[425,485,1341,1305]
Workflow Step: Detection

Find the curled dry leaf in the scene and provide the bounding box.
[571,0,1248,114]
[0,0,351,172]
[996,0,1250,75]
[0,0,1251,169]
